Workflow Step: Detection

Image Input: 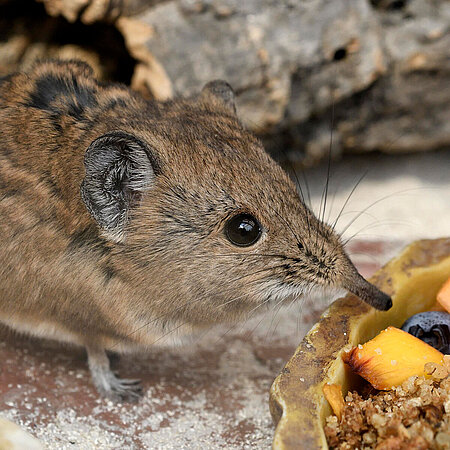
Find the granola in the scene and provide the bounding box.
[325,376,450,449]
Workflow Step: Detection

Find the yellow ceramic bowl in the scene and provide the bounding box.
[270,238,450,449]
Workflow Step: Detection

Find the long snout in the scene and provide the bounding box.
[342,271,392,311]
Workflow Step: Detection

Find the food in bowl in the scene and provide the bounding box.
[270,238,450,449]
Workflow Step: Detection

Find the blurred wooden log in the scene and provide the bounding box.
[0,0,134,83]
[36,0,156,24]
[112,0,450,164]
[1,0,448,164]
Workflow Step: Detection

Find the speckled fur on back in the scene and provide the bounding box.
[0,60,391,400]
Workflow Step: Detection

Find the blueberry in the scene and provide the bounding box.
[401,311,450,354]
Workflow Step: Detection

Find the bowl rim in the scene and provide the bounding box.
[270,237,450,450]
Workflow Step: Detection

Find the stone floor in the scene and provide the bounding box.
[0,149,449,449]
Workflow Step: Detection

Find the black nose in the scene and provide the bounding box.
[343,272,393,311]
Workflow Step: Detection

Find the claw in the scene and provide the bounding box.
[121,378,141,386]
[99,374,143,402]
[86,345,144,402]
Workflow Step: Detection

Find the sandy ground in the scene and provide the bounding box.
[0,149,449,449]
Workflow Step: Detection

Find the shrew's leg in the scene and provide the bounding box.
[86,344,142,402]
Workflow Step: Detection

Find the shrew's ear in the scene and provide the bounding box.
[200,80,236,114]
[81,131,157,242]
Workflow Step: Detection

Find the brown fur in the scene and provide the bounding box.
[0,60,391,400]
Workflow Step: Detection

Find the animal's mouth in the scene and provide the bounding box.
[342,272,393,311]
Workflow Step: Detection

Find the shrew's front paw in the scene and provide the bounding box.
[86,344,143,402]
[93,370,143,402]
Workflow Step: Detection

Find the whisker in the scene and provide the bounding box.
[346,250,382,266]
[339,188,431,237]
[325,183,341,224]
[108,298,207,349]
[321,98,334,226]
[147,322,187,346]
[215,293,250,310]
[331,170,369,231]
[336,209,378,221]
[342,219,413,246]
[141,291,257,349]
[345,232,396,241]
[147,251,290,261]
[213,319,246,346]
[282,160,313,237]
[301,169,313,211]
[296,294,303,337]
[221,263,288,289]
[178,289,272,347]
[263,297,286,343]
[270,207,302,245]
[213,290,281,345]
[110,262,290,347]
[244,294,288,341]
[264,294,297,343]
[280,145,308,208]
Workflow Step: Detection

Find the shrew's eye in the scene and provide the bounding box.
[225,213,262,247]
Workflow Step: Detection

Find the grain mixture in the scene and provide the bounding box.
[325,375,450,449]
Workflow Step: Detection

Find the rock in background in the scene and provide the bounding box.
[2,0,449,166]
[0,0,136,85]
